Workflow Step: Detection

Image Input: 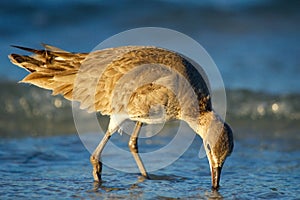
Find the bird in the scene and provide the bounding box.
[9,44,233,190]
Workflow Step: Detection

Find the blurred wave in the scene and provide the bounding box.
[1,82,299,138]
[1,0,300,94]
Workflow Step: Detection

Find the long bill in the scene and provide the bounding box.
[211,166,222,190]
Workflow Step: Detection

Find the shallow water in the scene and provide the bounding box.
[1,129,299,199]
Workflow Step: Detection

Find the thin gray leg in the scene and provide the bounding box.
[90,129,113,182]
[128,121,149,178]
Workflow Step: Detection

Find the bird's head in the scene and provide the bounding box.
[204,118,233,190]
[191,112,234,190]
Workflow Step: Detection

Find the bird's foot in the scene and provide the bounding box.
[90,155,102,182]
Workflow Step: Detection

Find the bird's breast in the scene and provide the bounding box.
[126,83,181,123]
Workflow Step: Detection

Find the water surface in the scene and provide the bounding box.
[0,128,299,199]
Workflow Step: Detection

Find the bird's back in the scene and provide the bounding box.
[9,45,212,122]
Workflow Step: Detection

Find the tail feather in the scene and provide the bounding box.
[21,73,54,90]
[41,43,70,53]
[9,45,85,100]
[9,54,43,72]
[11,45,46,55]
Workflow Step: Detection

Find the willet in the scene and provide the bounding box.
[9,44,233,189]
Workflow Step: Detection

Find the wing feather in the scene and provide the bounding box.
[9,45,211,117]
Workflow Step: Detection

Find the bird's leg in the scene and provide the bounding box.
[128,121,149,178]
[90,130,113,182]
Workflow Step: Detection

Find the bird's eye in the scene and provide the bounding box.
[206,143,211,151]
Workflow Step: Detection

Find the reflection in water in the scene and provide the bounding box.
[91,172,225,199]
[206,190,223,199]
[92,176,146,192]
[93,181,125,192]
[92,174,179,193]
[91,176,146,199]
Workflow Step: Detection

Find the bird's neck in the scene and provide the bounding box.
[185,111,217,139]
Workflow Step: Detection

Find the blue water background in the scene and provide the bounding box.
[1,0,299,93]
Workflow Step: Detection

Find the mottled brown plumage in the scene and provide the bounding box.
[9,44,233,189]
